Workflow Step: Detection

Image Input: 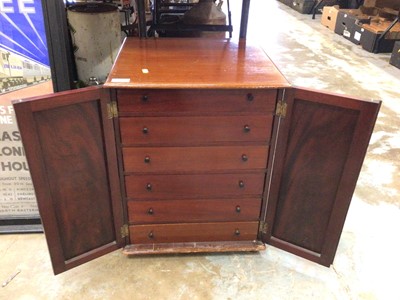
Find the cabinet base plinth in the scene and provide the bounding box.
[123,240,266,255]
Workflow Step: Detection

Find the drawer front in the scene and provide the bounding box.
[119,115,273,145]
[129,221,259,244]
[117,89,277,114]
[125,173,265,199]
[123,146,269,173]
[128,198,262,224]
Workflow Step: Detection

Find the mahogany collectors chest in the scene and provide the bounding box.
[13,38,380,275]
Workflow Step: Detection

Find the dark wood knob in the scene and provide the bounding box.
[235,229,240,236]
[247,93,254,101]
[148,231,154,238]
[241,154,248,162]
[243,125,251,132]
[146,183,152,191]
[238,180,245,188]
[142,127,149,134]
[144,156,151,163]
[147,208,154,215]
[142,95,148,102]
[236,206,241,213]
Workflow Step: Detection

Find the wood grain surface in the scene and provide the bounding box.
[125,173,265,199]
[264,87,380,266]
[122,145,269,173]
[129,221,259,244]
[128,198,262,224]
[104,38,290,89]
[12,87,124,274]
[120,115,273,146]
[117,89,277,115]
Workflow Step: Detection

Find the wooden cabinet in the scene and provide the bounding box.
[13,38,380,274]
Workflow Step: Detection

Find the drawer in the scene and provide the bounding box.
[117,89,277,115]
[129,221,259,244]
[125,173,265,199]
[119,115,273,146]
[123,146,269,173]
[128,198,262,224]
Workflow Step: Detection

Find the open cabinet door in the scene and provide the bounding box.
[262,87,380,266]
[13,87,125,274]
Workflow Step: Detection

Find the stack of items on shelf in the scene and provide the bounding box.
[278,0,339,15]
[321,0,400,56]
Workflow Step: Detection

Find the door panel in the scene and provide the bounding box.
[13,87,124,274]
[263,87,380,266]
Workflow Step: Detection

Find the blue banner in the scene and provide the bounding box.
[0,0,49,66]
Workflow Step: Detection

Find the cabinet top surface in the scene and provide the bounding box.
[104,38,290,89]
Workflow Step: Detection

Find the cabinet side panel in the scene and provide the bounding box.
[34,101,115,260]
[13,88,124,274]
[264,87,380,266]
[272,100,358,253]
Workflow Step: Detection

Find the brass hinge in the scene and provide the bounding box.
[275,100,287,118]
[120,224,129,238]
[259,220,268,235]
[107,101,118,119]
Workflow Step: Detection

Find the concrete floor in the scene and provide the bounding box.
[1,1,400,299]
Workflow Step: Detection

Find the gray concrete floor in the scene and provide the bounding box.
[1,1,400,299]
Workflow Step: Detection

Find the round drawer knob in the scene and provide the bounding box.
[144,156,151,163]
[142,127,149,134]
[238,180,245,188]
[246,93,254,102]
[243,125,251,133]
[142,95,148,102]
[234,229,240,236]
[148,231,154,239]
[235,206,241,213]
[146,183,152,191]
[147,208,154,215]
[241,154,248,162]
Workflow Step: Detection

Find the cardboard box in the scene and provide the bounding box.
[291,0,317,14]
[363,0,400,10]
[334,9,372,44]
[286,0,338,15]
[359,21,400,52]
[389,41,400,68]
[321,6,340,31]
[277,0,294,8]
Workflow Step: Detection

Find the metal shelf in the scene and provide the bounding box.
[136,0,251,39]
